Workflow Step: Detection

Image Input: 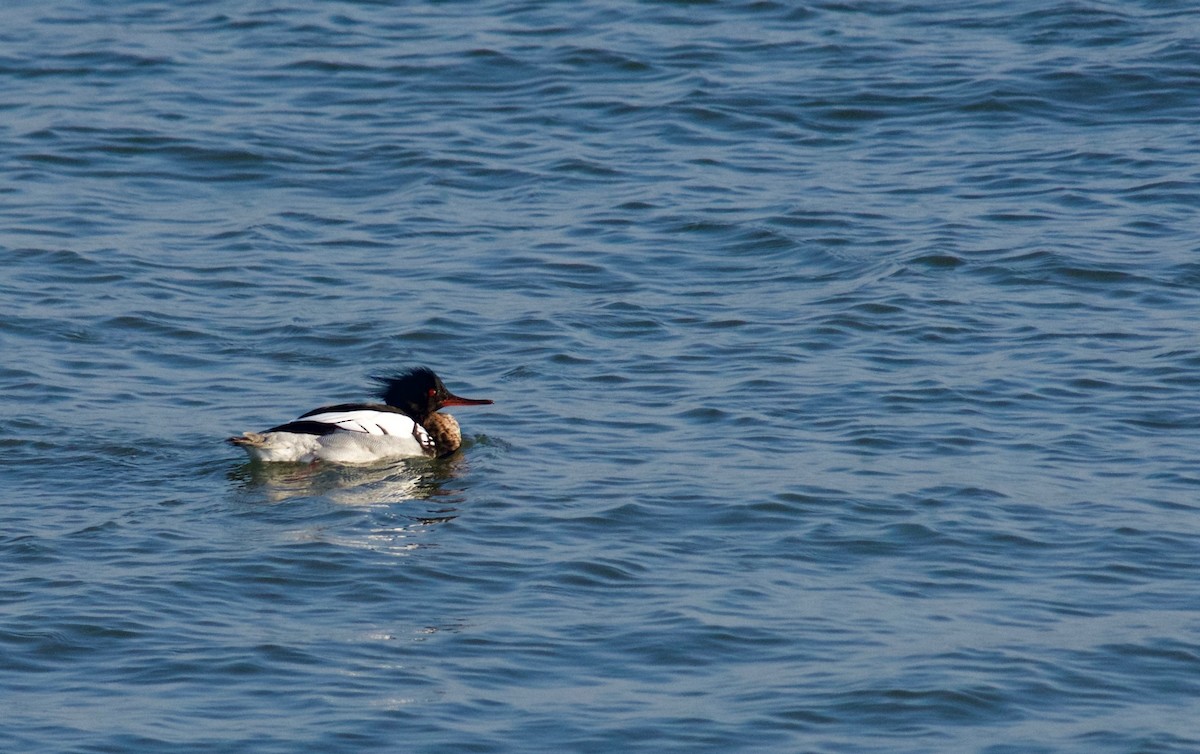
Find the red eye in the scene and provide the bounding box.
[428,388,437,397]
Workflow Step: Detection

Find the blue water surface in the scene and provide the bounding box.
[2,1,1200,752]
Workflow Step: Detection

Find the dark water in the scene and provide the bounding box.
[3,1,1200,752]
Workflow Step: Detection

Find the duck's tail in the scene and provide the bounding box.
[227,431,267,447]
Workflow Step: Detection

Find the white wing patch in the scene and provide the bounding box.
[301,410,425,441]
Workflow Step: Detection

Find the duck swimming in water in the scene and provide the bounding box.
[228,367,493,464]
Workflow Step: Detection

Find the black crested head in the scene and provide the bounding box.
[372,367,444,421]
[371,367,494,423]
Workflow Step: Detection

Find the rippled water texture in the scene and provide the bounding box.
[3,2,1200,752]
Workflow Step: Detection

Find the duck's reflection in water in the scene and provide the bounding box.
[229,454,477,555]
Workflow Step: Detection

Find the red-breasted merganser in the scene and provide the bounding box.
[227,367,493,464]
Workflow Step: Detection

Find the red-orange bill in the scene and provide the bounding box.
[442,394,494,407]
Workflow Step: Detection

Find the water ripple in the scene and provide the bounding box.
[3,1,1200,752]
